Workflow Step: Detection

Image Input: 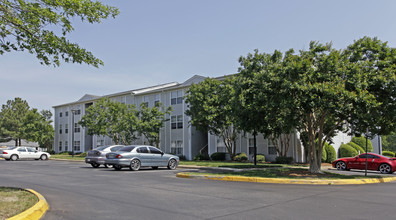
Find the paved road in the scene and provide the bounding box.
[1,160,396,220]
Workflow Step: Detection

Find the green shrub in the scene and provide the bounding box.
[324,143,336,163]
[193,153,210,161]
[254,154,266,163]
[321,147,327,163]
[233,152,248,162]
[339,144,358,158]
[179,155,187,161]
[48,150,56,155]
[382,151,395,157]
[210,152,226,161]
[315,139,327,162]
[347,142,365,154]
[275,156,294,164]
[351,136,373,152]
[78,152,87,157]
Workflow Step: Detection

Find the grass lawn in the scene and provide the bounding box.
[179,160,308,168]
[0,187,38,220]
[51,154,85,161]
[185,168,384,180]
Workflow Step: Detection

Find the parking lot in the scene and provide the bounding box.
[1,159,396,220]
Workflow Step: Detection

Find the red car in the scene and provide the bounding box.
[332,153,396,174]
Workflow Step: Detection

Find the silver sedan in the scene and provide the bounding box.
[105,145,179,171]
[85,145,124,168]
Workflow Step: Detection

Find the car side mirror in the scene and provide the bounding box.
[161,152,164,156]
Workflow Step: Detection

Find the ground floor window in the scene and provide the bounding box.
[268,139,277,155]
[59,141,62,151]
[171,140,183,155]
[65,141,68,151]
[74,141,80,152]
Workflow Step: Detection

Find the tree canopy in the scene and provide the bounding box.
[79,98,172,147]
[0,0,119,67]
[185,77,239,159]
[0,97,54,148]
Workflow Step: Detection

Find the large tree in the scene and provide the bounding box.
[79,98,139,145]
[0,97,30,146]
[185,78,239,159]
[0,0,119,67]
[23,109,54,150]
[138,102,172,148]
[234,50,300,164]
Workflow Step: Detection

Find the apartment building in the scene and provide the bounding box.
[53,75,351,162]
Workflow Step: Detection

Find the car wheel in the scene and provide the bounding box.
[40,154,48,160]
[104,164,112,168]
[10,154,18,161]
[113,165,122,171]
[336,161,347,170]
[167,159,177,170]
[5,159,10,161]
[379,164,392,174]
[152,166,158,170]
[91,163,100,168]
[130,159,141,171]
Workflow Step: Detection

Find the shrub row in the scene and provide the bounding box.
[351,136,373,152]
[382,151,395,157]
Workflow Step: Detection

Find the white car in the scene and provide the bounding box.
[0,146,51,161]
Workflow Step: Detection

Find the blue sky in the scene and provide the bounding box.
[1,0,396,113]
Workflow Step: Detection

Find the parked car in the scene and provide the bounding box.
[85,145,124,168]
[105,145,179,171]
[332,153,396,174]
[0,146,50,161]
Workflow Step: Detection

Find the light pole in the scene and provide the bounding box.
[71,109,76,158]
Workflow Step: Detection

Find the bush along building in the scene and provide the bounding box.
[53,75,352,162]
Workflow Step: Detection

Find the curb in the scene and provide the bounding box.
[176,172,396,185]
[7,189,49,220]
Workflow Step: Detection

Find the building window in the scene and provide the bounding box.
[249,138,255,155]
[65,111,68,117]
[171,140,183,155]
[59,124,62,134]
[268,139,277,155]
[74,141,80,151]
[60,112,62,117]
[171,115,183,129]
[171,90,182,105]
[65,141,68,151]
[73,109,81,115]
[155,94,160,105]
[59,141,62,151]
[121,96,126,104]
[65,124,68,134]
[142,96,149,107]
[217,138,226,152]
[74,123,80,133]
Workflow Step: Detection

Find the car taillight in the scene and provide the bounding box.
[116,154,122,159]
[3,152,8,154]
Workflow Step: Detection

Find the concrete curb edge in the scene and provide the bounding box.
[176,172,396,185]
[7,189,49,220]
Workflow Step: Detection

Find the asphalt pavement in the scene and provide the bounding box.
[1,160,396,220]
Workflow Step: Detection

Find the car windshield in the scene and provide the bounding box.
[119,146,136,152]
[93,146,109,151]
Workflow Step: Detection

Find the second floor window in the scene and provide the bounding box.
[171,91,183,105]
[74,123,80,133]
[59,124,62,134]
[65,124,68,134]
[171,115,183,129]
[60,112,62,117]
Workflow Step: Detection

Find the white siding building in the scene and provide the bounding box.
[53,75,351,162]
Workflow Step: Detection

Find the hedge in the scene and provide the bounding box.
[321,147,327,163]
[382,151,395,157]
[210,152,226,161]
[233,152,248,162]
[275,156,294,164]
[351,136,373,152]
[324,143,336,163]
[193,153,210,161]
[347,142,365,154]
[339,144,358,158]
[255,154,266,163]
